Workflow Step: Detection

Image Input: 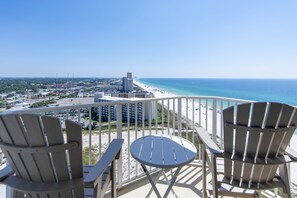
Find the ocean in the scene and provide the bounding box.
[139,78,297,106]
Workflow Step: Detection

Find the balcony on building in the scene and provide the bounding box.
[0,96,296,197]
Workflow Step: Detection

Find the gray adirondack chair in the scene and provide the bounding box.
[0,113,124,198]
[196,102,297,197]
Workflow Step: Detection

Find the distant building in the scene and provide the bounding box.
[93,92,156,123]
[127,72,132,79]
[93,94,117,121]
[94,92,105,102]
[77,92,84,98]
[122,72,133,92]
[111,92,153,98]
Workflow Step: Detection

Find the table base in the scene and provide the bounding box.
[141,164,182,198]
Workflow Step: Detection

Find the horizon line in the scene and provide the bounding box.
[1,77,297,80]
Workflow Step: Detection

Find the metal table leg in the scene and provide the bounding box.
[162,169,177,197]
[146,169,163,198]
[141,164,182,198]
[141,164,162,198]
[163,167,182,198]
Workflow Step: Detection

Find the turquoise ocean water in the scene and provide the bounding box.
[139,78,297,106]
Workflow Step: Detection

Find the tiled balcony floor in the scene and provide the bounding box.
[0,160,285,198]
[115,160,203,198]
[110,160,282,198]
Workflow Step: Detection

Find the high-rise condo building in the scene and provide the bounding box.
[93,92,156,123]
[122,72,133,92]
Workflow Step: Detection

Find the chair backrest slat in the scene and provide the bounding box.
[41,116,74,197]
[232,103,251,182]
[42,116,70,181]
[280,108,297,155]
[21,114,60,198]
[0,118,22,176]
[246,102,266,158]
[256,103,284,183]
[223,106,234,180]
[1,115,41,182]
[223,107,234,154]
[235,103,251,155]
[245,103,265,183]
[0,114,87,197]
[66,119,84,197]
[270,104,294,156]
[242,163,253,182]
[21,114,56,181]
[257,103,282,158]
[223,102,297,185]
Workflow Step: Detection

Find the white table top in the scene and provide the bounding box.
[130,135,197,168]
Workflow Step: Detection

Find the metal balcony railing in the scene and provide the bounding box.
[1,96,296,195]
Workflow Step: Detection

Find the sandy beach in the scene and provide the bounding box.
[134,79,297,184]
[134,80,220,135]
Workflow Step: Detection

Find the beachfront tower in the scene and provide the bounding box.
[122,72,133,92]
[127,72,132,79]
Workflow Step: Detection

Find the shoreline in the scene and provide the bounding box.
[134,79,217,134]
[134,79,177,98]
[134,79,297,184]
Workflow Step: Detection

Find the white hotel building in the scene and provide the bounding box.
[94,92,156,123]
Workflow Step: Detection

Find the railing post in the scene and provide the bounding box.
[88,107,92,165]
[178,97,182,137]
[212,98,217,141]
[116,104,123,188]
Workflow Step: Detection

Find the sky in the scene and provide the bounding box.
[0,0,296,78]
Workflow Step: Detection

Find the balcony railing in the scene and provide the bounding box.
[1,96,296,196]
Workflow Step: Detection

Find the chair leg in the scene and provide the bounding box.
[279,164,291,198]
[202,145,207,198]
[111,160,116,198]
[211,155,218,198]
[93,184,98,198]
[256,190,261,198]
[11,190,24,198]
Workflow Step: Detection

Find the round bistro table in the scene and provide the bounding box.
[130,135,197,198]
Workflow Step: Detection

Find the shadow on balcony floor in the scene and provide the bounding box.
[105,160,283,198]
[114,160,203,198]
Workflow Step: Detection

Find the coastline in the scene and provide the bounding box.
[134,79,297,184]
[134,79,176,98]
[134,79,216,135]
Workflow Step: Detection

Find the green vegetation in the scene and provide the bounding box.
[30,99,56,108]
[81,102,194,134]
[83,145,100,165]
[0,79,39,94]
[0,100,7,108]
[58,92,78,99]
[0,78,120,95]
[176,131,200,148]
[81,103,198,166]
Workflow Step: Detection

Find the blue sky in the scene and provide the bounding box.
[0,0,296,78]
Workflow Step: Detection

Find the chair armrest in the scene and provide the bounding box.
[285,147,297,161]
[3,176,83,193]
[0,165,13,181]
[84,139,124,187]
[195,127,223,155]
